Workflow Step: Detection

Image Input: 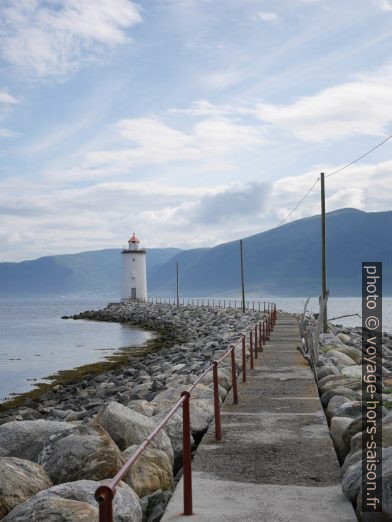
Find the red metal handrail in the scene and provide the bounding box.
[95,307,277,520]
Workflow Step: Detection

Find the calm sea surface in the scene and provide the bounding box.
[271,297,392,333]
[0,298,153,402]
[1,297,391,403]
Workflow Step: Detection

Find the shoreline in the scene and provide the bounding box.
[0,330,166,413]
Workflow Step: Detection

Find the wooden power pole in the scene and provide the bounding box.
[240,239,246,313]
[320,172,328,333]
[176,262,179,307]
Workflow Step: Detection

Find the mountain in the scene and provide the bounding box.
[0,248,182,297]
[148,208,392,297]
[0,208,390,297]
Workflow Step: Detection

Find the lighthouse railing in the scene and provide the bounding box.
[129,296,273,313]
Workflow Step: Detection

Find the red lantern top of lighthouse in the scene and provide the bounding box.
[128,233,139,244]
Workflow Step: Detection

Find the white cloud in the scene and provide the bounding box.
[253,65,392,142]
[374,0,392,11]
[271,159,392,224]
[78,115,267,175]
[252,12,280,23]
[0,91,19,104]
[0,156,391,261]
[0,0,141,78]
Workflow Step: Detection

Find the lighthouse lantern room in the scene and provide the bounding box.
[121,233,147,300]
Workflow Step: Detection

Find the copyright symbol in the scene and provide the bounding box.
[365,316,380,330]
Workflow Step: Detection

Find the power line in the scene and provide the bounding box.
[278,133,392,226]
[278,177,319,226]
[325,133,392,178]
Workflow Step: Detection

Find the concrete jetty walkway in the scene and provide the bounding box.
[162,313,356,522]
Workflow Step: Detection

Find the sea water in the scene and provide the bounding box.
[0,298,153,402]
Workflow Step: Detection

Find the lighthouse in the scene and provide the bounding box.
[121,233,147,301]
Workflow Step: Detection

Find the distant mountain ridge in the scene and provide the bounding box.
[0,248,182,297]
[0,208,390,297]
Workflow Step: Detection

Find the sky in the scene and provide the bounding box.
[1,0,392,262]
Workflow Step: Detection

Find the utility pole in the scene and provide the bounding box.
[320,172,328,333]
[176,262,179,308]
[240,239,246,313]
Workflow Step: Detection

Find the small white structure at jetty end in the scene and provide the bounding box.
[121,232,147,300]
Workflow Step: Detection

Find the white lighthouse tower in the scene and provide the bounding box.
[121,233,147,301]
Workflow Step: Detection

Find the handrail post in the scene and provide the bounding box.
[95,485,114,522]
[259,322,263,352]
[250,330,254,369]
[181,391,193,515]
[254,325,258,359]
[231,347,238,405]
[242,336,247,383]
[213,362,222,441]
[262,320,266,345]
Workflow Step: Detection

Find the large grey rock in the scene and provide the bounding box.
[3,479,142,521]
[153,411,195,467]
[323,345,362,365]
[3,495,97,521]
[320,386,360,407]
[123,445,173,497]
[343,447,392,517]
[326,350,356,367]
[0,420,72,462]
[316,365,341,381]
[0,457,52,518]
[350,422,392,454]
[49,480,141,522]
[97,402,174,464]
[330,417,353,463]
[341,365,363,379]
[326,396,352,422]
[334,401,363,420]
[38,421,125,485]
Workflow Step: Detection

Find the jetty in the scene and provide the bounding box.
[162,313,356,521]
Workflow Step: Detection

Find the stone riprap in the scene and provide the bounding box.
[0,302,263,520]
[312,323,392,520]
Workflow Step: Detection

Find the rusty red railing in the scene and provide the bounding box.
[119,296,274,313]
[95,304,277,520]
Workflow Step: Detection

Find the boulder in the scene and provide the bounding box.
[3,479,142,522]
[38,421,125,485]
[334,401,363,420]
[49,480,141,522]
[330,417,353,463]
[341,366,363,379]
[321,386,360,407]
[337,333,352,344]
[316,365,341,381]
[350,422,392,454]
[126,400,155,417]
[97,402,174,464]
[326,396,352,422]
[326,350,356,367]
[123,445,173,497]
[0,457,52,518]
[152,411,195,469]
[322,345,362,365]
[342,417,364,457]
[0,420,72,462]
[343,448,392,516]
[3,496,98,521]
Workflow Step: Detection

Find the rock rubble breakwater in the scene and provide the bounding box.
[311,323,392,520]
[0,302,264,521]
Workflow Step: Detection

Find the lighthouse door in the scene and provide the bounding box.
[131,287,137,299]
